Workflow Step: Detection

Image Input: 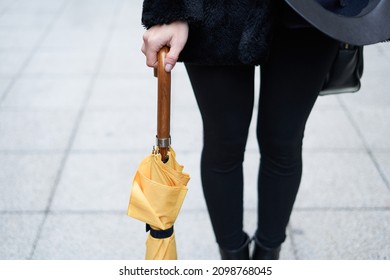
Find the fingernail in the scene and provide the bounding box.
[165,64,173,72]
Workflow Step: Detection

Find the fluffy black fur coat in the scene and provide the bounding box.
[142,0,275,65]
[141,0,369,65]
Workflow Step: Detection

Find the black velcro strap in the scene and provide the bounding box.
[146,224,174,239]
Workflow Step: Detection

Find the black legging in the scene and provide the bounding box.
[185,26,339,250]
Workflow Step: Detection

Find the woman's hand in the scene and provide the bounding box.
[141,21,189,72]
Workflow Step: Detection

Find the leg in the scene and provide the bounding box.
[185,64,255,251]
[255,27,339,249]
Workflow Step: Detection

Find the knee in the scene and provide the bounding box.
[202,135,247,172]
[258,137,303,172]
[258,124,303,159]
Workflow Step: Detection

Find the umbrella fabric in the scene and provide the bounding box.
[128,147,189,260]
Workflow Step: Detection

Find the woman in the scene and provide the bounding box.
[141,0,346,260]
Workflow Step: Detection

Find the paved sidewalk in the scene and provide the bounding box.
[0,0,389,260]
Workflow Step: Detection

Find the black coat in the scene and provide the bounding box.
[142,0,274,65]
[141,0,347,65]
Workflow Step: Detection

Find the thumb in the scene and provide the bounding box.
[164,47,181,72]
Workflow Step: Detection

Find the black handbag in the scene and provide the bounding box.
[319,43,364,96]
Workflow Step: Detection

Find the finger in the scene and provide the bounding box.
[141,43,157,68]
[143,42,158,68]
[164,46,181,72]
[145,52,158,67]
[143,32,159,68]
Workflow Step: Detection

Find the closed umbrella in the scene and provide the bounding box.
[128,47,190,260]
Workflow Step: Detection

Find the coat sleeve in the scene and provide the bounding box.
[142,0,203,28]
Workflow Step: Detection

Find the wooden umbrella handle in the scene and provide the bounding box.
[156,47,171,162]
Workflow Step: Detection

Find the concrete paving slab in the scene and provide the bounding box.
[1,77,89,110]
[118,0,143,26]
[0,12,54,28]
[0,154,62,211]
[279,240,296,260]
[106,27,144,52]
[6,0,65,14]
[41,28,107,52]
[290,210,390,259]
[51,153,139,211]
[338,44,390,108]
[171,109,203,153]
[361,44,390,72]
[72,109,153,152]
[86,77,156,111]
[0,214,45,259]
[0,77,11,99]
[175,210,221,260]
[0,28,43,51]
[343,108,390,150]
[53,0,117,30]
[22,50,100,76]
[0,51,29,77]
[315,94,342,108]
[32,213,144,259]
[99,51,151,78]
[339,74,390,110]
[0,110,78,151]
[303,107,365,149]
[372,151,390,189]
[296,151,390,208]
[0,0,13,12]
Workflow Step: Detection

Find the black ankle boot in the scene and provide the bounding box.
[252,237,281,260]
[219,234,251,260]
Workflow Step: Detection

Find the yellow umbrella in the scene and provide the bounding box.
[128,148,189,259]
[128,47,190,260]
